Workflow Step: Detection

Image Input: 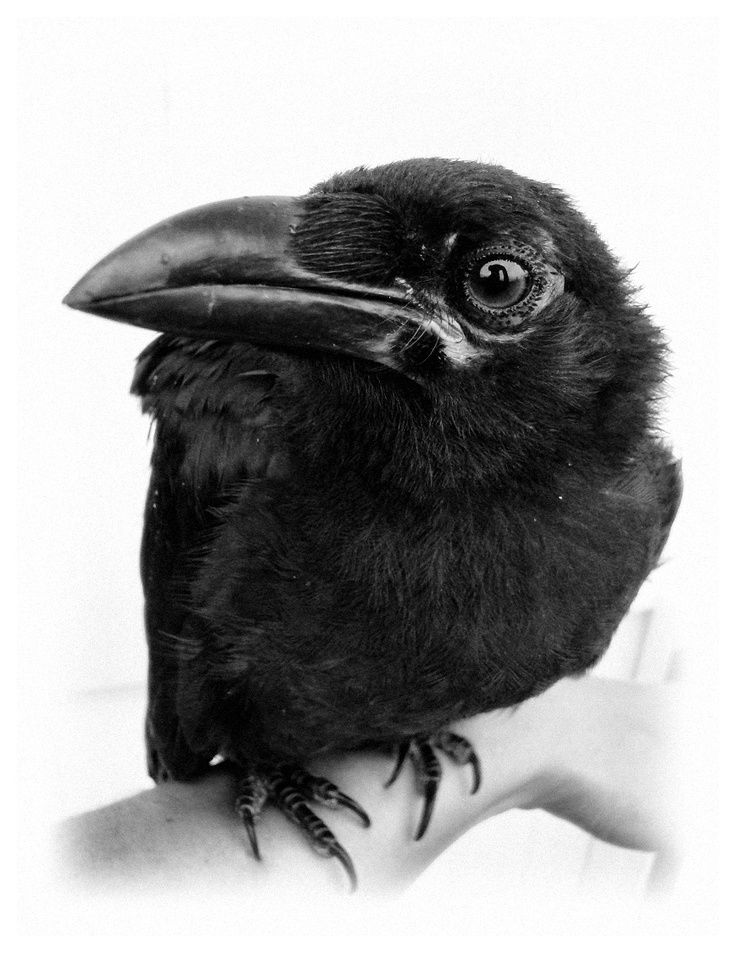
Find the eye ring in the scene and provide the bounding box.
[456,239,563,330]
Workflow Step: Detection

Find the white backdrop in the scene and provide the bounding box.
[16,15,722,933]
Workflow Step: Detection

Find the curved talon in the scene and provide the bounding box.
[333,790,371,828]
[327,839,358,893]
[287,768,371,828]
[235,773,268,861]
[241,815,262,861]
[412,739,441,840]
[414,777,439,841]
[468,750,482,794]
[385,739,410,787]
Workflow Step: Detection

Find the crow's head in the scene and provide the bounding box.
[65,158,666,483]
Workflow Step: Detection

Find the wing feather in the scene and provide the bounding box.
[133,336,280,781]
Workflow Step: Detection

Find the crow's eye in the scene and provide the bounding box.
[456,240,563,330]
[468,258,531,310]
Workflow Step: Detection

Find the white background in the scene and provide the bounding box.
[16,14,723,935]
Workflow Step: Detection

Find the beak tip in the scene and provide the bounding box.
[63,281,94,312]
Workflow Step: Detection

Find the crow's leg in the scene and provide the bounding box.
[385,731,482,840]
[233,764,370,891]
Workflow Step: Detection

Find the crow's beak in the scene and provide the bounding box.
[63,196,417,370]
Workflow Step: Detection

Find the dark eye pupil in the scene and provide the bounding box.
[467,258,530,311]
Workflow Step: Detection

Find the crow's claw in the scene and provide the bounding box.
[234,773,268,861]
[233,763,368,891]
[410,737,441,840]
[385,739,411,787]
[434,729,483,794]
[385,729,482,840]
[288,767,371,827]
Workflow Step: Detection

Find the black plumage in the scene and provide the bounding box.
[65,158,681,887]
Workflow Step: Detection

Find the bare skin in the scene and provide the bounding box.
[57,676,680,896]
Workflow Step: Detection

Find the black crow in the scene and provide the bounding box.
[64,158,681,889]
